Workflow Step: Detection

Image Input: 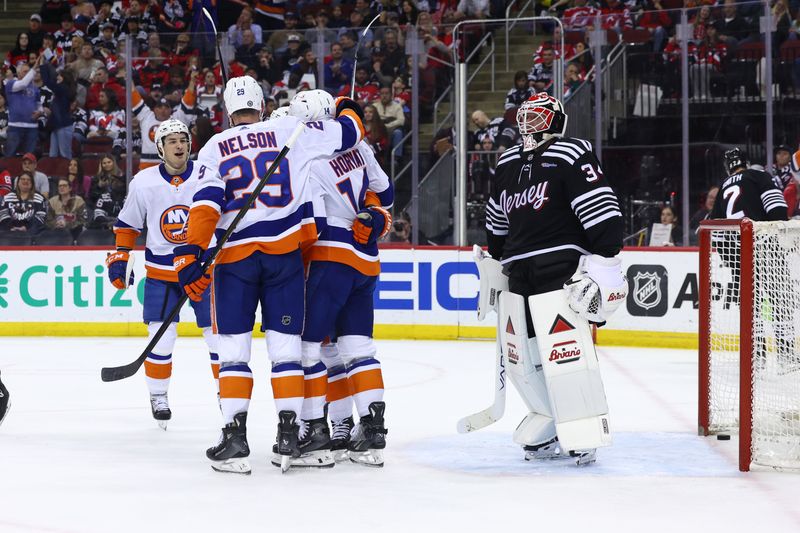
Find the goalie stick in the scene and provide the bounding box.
[456,318,506,433]
[101,122,306,382]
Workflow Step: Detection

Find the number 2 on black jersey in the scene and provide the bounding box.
[723,185,744,219]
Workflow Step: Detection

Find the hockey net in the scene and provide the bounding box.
[699,219,800,471]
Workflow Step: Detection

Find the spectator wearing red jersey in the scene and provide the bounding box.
[601,0,633,33]
[561,0,600,32]
[691,6,713,43]
[363,103,389,166]
[85,67,125,110]
[167,33,199,70]
[533,26,578,64]
[5,33,32,72]
[338,66,380,105]
[690,23,728,100]
[138,50,171,96]
[638,0,672,52]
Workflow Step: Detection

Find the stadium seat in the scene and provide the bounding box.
[736,42,765,61]
[565,31,585,45]
[34,229,74,246]
[0,157,23,177]
[606,30,620,46]
[82,137,114,156]
[779,40,800,61]
[38,157,70,179]
[76,229,116,246]
[0,232,33,246]
[622,29,652,45]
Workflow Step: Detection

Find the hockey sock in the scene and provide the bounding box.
[144,352,172,395]
[271,361,304,417]
[347,358,384,418]
[218,363,253,425]
[210,353,220,391]
[326,363,354,422]
[202,327,220,392]
[301,361,327,421]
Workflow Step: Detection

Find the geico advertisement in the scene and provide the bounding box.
[0,248,704,333]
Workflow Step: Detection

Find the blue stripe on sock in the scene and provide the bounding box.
[327,365,346,378]
[272,362,302,374]
[304,362,326,375]
[209,353,219,361]
[348,358,379,372]
[220,363,251,374]
[148,353,172,361]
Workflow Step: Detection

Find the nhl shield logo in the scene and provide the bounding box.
[633,272,661,310]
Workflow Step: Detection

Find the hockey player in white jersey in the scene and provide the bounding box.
[279,90,393,468]
[174,76,368,474]
[105,119,220,429]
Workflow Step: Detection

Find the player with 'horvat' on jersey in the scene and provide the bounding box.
[175,76,366,475]
[280,90,393,468]
[106,119,220,430]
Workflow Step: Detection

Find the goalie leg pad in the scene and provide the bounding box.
[513,412,557,449]
[499,291,553,417]
[529,290,612,452]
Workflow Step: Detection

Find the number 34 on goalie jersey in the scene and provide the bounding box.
[710,168,788,222]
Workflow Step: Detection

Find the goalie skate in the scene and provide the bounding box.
[207,413,251,475]
[570,449,597,466]
[149,393,171,430]
[523,437,564,461]
[348,402,387,467]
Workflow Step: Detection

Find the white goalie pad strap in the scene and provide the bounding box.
[564,254,627,323]
[474,244,508,321]
[529,290,611,452]
[498,291,552,416]
[513,412,557,448]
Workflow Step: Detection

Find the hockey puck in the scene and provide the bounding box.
[717,434,731,441]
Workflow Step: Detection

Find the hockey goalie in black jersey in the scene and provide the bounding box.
[466,94,627,466]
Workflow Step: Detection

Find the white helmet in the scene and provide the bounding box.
[155,118,190,159]
[516,93,568,151]
[270,106,291,120]
[289,89,334,121]
[223,75,264,117]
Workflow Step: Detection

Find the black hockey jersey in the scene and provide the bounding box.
[709,168,788,221]
[485,137,624,279]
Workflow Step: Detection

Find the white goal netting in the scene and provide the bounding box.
[704,220,800,470]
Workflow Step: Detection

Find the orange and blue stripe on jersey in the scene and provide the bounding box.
[304,225,381,276]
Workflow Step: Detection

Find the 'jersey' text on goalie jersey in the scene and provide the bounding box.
[710,168,788,221]
[485,137,624,268]
[305,141,394,276]
[115,161,204,281]
[189,114,364,264]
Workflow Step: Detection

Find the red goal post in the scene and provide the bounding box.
[698,218,800,472]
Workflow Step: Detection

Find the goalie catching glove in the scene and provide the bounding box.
[173,244,211,302]
[106,250,134,290]
[352,206,392,246]
[563,254,627,324]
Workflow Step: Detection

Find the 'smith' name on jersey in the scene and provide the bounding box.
[710,168,788,221]
[485,137,623,270]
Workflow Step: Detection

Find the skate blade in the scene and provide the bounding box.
[271,450,335,469]
[157,420,168,431]
[280,454,292,473]
[210,458,251,475]
[574,451,597,467]
[332,449,350,463]
[349,449,384,467]
[524,451,567,461]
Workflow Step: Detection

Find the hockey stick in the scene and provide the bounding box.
[202,7,228,86]
[350,13,382,99]
[101,122,306,382]
[456,314,506,433]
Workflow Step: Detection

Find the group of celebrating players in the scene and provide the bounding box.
[104,76,393,474]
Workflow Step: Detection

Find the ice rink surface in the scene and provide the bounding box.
[1,338,800,533]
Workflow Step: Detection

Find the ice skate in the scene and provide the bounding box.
[207,412,251,475]
[0,371,10,427]
[274,410,301,473]
[570,449,597,466]
[149,393,171,430]
[271,417,334,469]
[523,436,564,461]
[330,416,354,462]
[348,402,387,467]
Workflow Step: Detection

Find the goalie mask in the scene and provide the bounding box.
[723,147,748,175]
[516,94,568,151]
[155,118,190,160]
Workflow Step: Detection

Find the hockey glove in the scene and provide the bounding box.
[173,244,211,302]
[352,206,392,246]
[334,96,365,123]
[106,250,134,290]
[563,254,628,324]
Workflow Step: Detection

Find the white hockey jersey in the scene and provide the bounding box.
[304,141,394,276]
[114,161,203,282]
[188,114,365,265]
[131,89,196,169]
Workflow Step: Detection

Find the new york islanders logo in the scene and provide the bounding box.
[160,205,190,244]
